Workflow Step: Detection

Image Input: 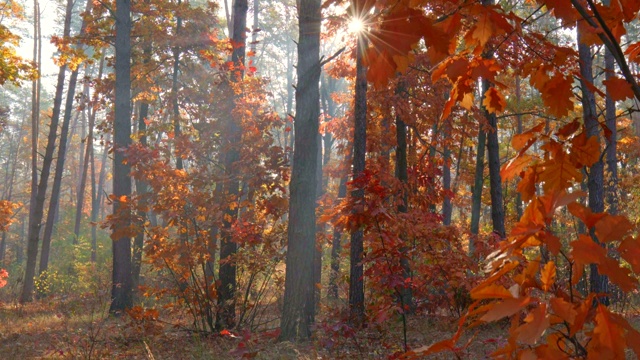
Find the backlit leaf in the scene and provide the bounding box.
[482,87,506,114]
[541,261,556,292]
[603,76,634,101]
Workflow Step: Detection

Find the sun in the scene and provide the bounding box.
[348,17,366,35]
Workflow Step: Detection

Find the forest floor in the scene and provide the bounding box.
[1,294,638,359]
[0,294,509,359]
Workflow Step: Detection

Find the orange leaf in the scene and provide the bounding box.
[571,234,608,267]
[590,305,625,359]
[599,257,637,292]
[501,154,533,181]
[567,202,606,229]
[594,215,633,243]
[541,261,556,292]
[482,87,506,114]
[480,296,533,322]
[570,132,600,167]
[550,297,577,325]
[603,76,634,101]
[541,74,574,117]
[470,283,513,300]
[517,167,537,202]
[540,155,582,193]
[556,119,580,139]
[618,236,640,273]
[471,11,494,48]
[516,303,550,345]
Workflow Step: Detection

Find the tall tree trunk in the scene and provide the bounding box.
[515,75,523,219]
[442,120,452,225]
[132,32,151,291]
[396,108,413,312]
[604,49,618,216]
[469,128,486,255]
[110,0,133,314]
[279,0,321,341]
[39,55,86,276]
[481,0,505,238]
[349,32,367,327]
[577,29,608,302]
[216,0,248,330]
[74,59,100,245]
[28,0,39,268]
[483,77,505,238]
[21,0,73,303]
[39,0,94,272]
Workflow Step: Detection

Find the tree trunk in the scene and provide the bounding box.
[604,48,618,216]
[442,121,452,225]
[21,0,73,303]
[39,57,85,276]
[279,0,321,341]
[515,75,523,219]
[349,33,367,327]
[110,0,133,314]
[577,29,608,302]
[396,110,413,313]
[483,77,505,238]
[469,128,486,255]
[216,0,248,330]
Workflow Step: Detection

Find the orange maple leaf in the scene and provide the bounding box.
[482,87,506,114]
[541,74,574,118]
[603,76,634,101]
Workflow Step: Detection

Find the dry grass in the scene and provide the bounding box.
[0,296,508,359]
[4,296,639,359]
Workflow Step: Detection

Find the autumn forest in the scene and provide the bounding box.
[2,0,640,358]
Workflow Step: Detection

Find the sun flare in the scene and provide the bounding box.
[348,17,366,35]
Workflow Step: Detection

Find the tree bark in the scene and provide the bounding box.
[577,29,608,302]
[349,33,367,327]
[110,0,133,314]
[279,0,321,341]
[216,0,248,330]
[604,48,618,216]
[469,128,486,255]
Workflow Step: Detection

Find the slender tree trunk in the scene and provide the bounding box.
[39,58,85,276]
[442,121,452,225]
[349,33,367,327]
[279,0,321,341]
[110,0,133,314]
[132,32,150,290]
[469,128,486,255]
[396,108,413,312]
[604,49,618,215]
[216,0,248,330]
[28,0,39,268]
[577,29,608,302]
[21,0,73,303]
[513,76,524,219]
[74,62,99,244]
[483,78,505,238]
